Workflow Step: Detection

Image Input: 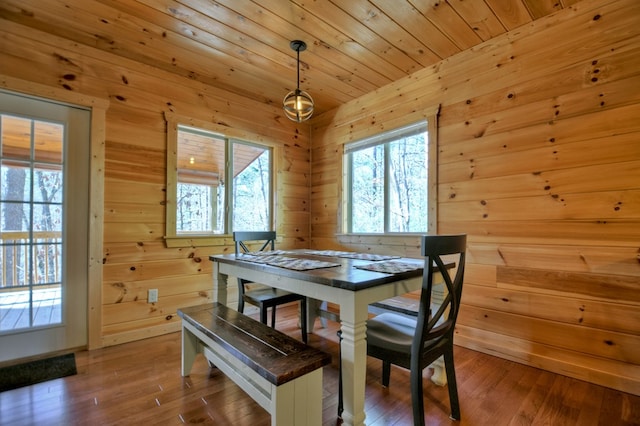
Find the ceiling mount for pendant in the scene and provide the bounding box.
[283,40,314,122]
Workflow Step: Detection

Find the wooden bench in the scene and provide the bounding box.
[178,302,331,426]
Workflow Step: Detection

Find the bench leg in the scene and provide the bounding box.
[181,324,198,376]
[271,368,323,426]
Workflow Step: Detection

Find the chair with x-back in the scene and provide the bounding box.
[233,231,308,343]
[338,234,466,424]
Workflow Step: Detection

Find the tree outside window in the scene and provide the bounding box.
[345,121,433,234]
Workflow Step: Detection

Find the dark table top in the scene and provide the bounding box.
[209,249,438,291]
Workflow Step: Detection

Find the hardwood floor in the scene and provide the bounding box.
[1,304,638,426]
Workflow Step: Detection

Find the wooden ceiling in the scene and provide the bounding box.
[1,0,580,118]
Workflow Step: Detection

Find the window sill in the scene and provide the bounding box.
[336,233,429,244]
[164,235,231,248]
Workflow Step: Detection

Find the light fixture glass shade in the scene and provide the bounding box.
[283,88,314,122]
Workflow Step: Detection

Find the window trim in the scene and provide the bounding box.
[164,112,278,248]
[340,105,440,235]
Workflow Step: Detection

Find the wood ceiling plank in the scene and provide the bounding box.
[522,0,565,19]
[369,0,463,60]
[484,0,533,30]
[101,0,352,109]
[304,0,431,74]
[236,0,405,84]
[335,0,447,64]
[445,0,507,41]
[293,2,422,76]
[170,0,378,98]
[408,0,484,50]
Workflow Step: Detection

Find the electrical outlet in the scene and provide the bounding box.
[148,288,158,303]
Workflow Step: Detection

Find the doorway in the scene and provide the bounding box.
[0,91,90,363]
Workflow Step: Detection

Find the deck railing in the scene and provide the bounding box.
[0,231,62,290]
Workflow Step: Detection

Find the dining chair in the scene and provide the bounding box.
[338,234,467,424]
[233,231,308,343]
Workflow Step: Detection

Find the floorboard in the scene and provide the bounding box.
[0,304,638,425]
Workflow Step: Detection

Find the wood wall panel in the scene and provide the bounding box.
[0,13,310,347]
[439,219,640,246]
[463,284,640,335]
[311,0,640,395]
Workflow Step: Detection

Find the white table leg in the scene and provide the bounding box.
[212,262,228,305]
[430,355,446,386]
[339,295,368,426]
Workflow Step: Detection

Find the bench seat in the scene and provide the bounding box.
[178,302,331,426]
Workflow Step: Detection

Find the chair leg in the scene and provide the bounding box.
[337,330,343,417]
[270,305,276,328]
[444,348,461,421]
[237,279,246,313]
[382,361,391,387]
[238,296,245,313]
[260,305,268,325]
[410,365,425,426]
[300,298,308,344]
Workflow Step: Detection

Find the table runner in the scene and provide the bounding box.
[353,260,421,274]
[304,250,400,261]
[238,254,341,271]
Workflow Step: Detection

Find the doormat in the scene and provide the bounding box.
[0,353,77,392]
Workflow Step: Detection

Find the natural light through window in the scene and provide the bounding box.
[344,120,436,234]
[165,117,273,244]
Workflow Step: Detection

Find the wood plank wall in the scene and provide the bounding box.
[0,16,311,347]
[310,0,640,395]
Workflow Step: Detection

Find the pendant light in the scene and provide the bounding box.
[283,40,314,122]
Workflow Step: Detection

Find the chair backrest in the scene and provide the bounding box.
[233,231,276,255]
[413,234,467,360]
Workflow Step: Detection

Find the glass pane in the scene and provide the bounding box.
[177,183,216,232]
[0,289,30,331]
[1,163,31,202]
[388,133,428,232]
[33,203,62,233]
[32,241,62,285]
[1,201,31,232]
[32,284,62,327]
[176,127,225,234]
[34,121,63,163]
[351,146,384,233]
[233,143,270,231]
[0,240,30,288]
[34,165,63,203]
[1,115,32,161]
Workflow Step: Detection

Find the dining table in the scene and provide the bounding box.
[209,249,446,426]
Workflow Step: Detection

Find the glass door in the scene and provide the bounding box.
[0,91,89,362]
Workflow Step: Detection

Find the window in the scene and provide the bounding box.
[165,114,273,246]
[344,117,438,234]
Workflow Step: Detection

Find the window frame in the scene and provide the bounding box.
[341,106,440,235]
[164,112,277,247]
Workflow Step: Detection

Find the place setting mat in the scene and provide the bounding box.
[354,260,421,274]
[243,250,290,256]
[304,250,400,261]
[237,254,341,271]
